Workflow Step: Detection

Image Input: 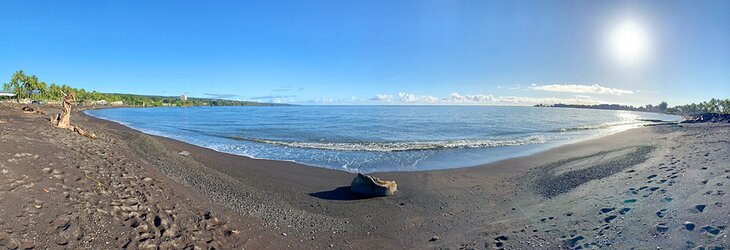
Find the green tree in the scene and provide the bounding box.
[721,99,730,113]
[37,81,48,99]
[24,74,40,99]
[60,84,74,96]
[48,83,63,100]
[6,70,27,100]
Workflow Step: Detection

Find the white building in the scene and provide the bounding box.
[180,94,188,101]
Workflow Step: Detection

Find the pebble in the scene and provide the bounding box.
[430,235,440,241]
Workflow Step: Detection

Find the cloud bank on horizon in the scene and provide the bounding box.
[529,84,634,96]
[294,83,632,106]
[362,92,601,106]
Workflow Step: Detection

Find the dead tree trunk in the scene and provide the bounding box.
[52,92,75,128]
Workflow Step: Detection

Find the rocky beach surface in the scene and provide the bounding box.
[0,103,727,249]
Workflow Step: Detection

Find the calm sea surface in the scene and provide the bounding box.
[86,106,680,173]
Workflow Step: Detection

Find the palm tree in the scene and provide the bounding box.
[48,83,63,100]
[8,70,26,100]
[720,99,730,114]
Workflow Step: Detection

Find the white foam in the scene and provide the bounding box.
[242,135,548,152]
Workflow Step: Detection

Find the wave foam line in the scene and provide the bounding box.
[555,120,648,132]
[225,135,548,152]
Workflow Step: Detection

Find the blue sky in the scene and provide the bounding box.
[1,0,728,106]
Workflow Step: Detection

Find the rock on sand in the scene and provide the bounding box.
[350,173,397,196]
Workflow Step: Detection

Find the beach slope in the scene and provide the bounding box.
[0,104,728,249]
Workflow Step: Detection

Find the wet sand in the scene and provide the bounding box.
[1,103,728,249]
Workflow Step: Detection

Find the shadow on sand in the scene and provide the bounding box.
[309,186,378,201]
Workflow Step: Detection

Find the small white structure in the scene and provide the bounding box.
[0,92,16,97]
[110,101,124,106]
[180,94,188,101]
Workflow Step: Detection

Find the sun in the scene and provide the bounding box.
[608,19,649,66]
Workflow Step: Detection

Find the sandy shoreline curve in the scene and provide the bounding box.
[1,103,727,249]
[82,106,679,173]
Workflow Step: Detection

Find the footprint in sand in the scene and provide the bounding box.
[693,204,706,213]
[684,222,695,231]
[603,215,617,223]
[701,226,723,236]
[492,235,508,249]
[561,235,584,248]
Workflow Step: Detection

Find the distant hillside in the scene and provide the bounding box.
[101,93,289,107]
[1,70,287,107]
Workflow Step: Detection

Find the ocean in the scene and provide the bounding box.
[86,106,680,173]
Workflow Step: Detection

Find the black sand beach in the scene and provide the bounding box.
[1,103,728,249]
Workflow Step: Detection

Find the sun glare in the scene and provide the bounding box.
[608,19,649,66]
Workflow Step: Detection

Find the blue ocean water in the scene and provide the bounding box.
[86,106,680,173]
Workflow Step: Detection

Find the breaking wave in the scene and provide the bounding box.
[224,135,548,152]
[554,120,649,132]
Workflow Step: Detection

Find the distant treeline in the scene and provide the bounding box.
[671,99,730,115]
[1,70,285,107]
[536,99,730,115]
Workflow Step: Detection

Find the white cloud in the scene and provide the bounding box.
[493,95,600,105]
[368,92,601,105]
[370,94,393,102]
[397,92,439,103]
[530,84,634,95]
[310,96,366,104]
[445,93,496,103]
[312,97,335,103]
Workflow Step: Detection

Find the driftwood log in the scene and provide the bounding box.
[73,126,97,139]
[350,173,397,196]
[50,92,97,139]
[52,92,75,128]
[22,106,46,115]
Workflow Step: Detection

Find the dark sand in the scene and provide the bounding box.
[1,103,728,249]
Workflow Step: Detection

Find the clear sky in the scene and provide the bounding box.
[1,0,728,106]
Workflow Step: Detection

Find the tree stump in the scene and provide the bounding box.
[350,173,397,196]
[47,92,97,139]
[52,92,75,128]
